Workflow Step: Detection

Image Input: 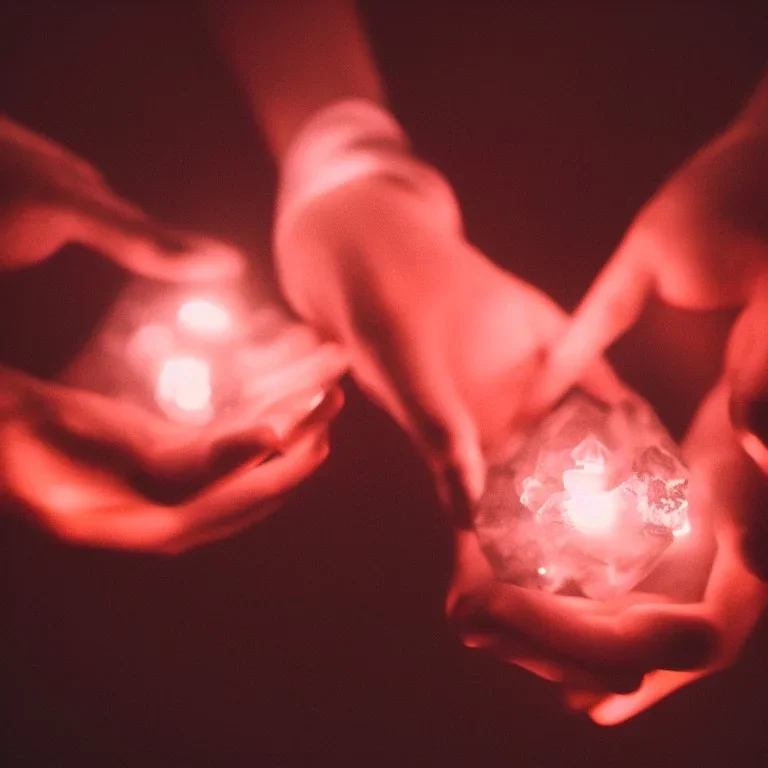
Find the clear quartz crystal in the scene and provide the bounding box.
[474,390,690,601]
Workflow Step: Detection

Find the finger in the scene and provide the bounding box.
[238,342,348,437]
[589,669,703,726]
[31,383,225,474]
[726,282,768,474]
[162,498,284,554]
[1,412,329,551]
[354,328,485,527]
[456,584,717,672]
[181,430,330,531]
[541,237,656,407]
[163,431,332,552]
[0,417,186,550]
[392,358,485,527]
[0,115,104,184]
[449,532,717,674]
[68,197,246,282]
[223,384,345,449]
[462,629,647,694]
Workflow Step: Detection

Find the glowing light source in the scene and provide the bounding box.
[560,438,618,536]
[474,391,691,601]
[177,299,231,337]
[156,356,212,418]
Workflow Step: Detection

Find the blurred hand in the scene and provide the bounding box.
[0,365,342,552]
[0,115,344,551]
[0,114,243,279]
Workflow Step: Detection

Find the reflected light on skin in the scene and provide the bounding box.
[156,356,212,414]
[177,298,231,337]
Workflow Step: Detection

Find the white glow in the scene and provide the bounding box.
[562,465,606,496]
[156,356,212,414]
[673,518,692,538]
[564,489,620,536]
[128,324,174,362]
[561,439,619,536]
[177,299,231,337]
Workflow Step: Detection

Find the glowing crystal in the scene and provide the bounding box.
[474,390,690,601]
[156,356,213,425]
[61,280,346,436]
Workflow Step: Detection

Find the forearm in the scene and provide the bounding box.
[208,0,386,163]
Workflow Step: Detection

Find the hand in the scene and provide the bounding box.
[277,169,630,523]
[0,115,345,550]
[0,365,343,553]
[0,114,243,279]
[274,100,626,522]
[447,375,767,722]
[448,86,768,723]
[581,377,768,724]
[541,98,768,463]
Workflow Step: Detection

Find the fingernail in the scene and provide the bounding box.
[589,699,630,727]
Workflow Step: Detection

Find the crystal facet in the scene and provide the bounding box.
[474,390,690,601]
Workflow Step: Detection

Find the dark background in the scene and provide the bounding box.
[1,1,767,765]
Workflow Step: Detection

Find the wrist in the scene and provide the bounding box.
[275,99,461,224]
[274,99,464,323]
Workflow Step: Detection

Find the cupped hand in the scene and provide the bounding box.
[447,83,768,723]
[0,115,346,550]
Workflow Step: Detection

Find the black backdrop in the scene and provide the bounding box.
[1,2,767,765]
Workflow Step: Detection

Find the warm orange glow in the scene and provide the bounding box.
[177,298,231,337]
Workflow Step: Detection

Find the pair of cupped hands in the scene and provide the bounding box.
[1,105,767,725]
